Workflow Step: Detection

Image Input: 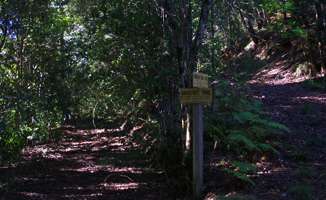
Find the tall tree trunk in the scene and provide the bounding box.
[157,0,184,162]
[158,0,213,160]
[315,0,326,73]
[183,0,213,157]
[210,5,216,74]
[237,8,259,44]
[178,0,193,155]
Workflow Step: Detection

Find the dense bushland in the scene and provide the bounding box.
[0,0,324,191]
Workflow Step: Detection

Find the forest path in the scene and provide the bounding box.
[0,127,167,200]
[247,74,326,199]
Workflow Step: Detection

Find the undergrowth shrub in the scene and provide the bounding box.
[0,108,61,162]
[207,80,289,185]
[0,109,25,161]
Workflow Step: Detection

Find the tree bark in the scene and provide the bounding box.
[315,0,326,72]
[191,0,213,71]
[0,25,7,51]
[237,7,259,44]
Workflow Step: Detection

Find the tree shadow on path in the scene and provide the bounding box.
[247,80,326,200]
[0,127,168,200]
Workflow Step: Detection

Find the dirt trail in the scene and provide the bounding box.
[1,70,325,200]
[247,74,326,199]
[0,127,168,200]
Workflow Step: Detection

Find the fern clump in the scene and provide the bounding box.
[207,80,289,185]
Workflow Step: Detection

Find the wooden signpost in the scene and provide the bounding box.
[180,72,212,199]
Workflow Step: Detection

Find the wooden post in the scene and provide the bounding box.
[193,104,203,199]
[180,73,211,198]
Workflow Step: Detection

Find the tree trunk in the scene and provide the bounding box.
[178,0,193,155]
[0,25,7,51]
[210,5,216,74]
[237,8,259,44]
[158,0,213,160]
[315,0,326,72]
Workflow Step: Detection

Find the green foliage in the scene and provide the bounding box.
[0,106,60,161]
[0,110,24,160]
[261,0,295,14]
[227,130,259,152]
[261,0,309,40]
[0,0,73,160]
[224,161,257,185]
[207,80,287,156]
[207,80,288,184]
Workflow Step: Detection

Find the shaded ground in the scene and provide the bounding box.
[248,80,326,200]
[0,126,169,200]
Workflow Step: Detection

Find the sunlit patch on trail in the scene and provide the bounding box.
[295,96,326,103]
[63,193,103,198]
[60,166,144,174]
[109,167,144,174]
[19,192,47,198]
[100,182,140,190]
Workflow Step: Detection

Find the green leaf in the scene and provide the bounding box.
[255,119,290,133]
[257,143,279,154]
[227,131,259,151]
[231,161,257,173]
[266,121,290,133]
[224,168,255,185]
[233,112,258,124]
